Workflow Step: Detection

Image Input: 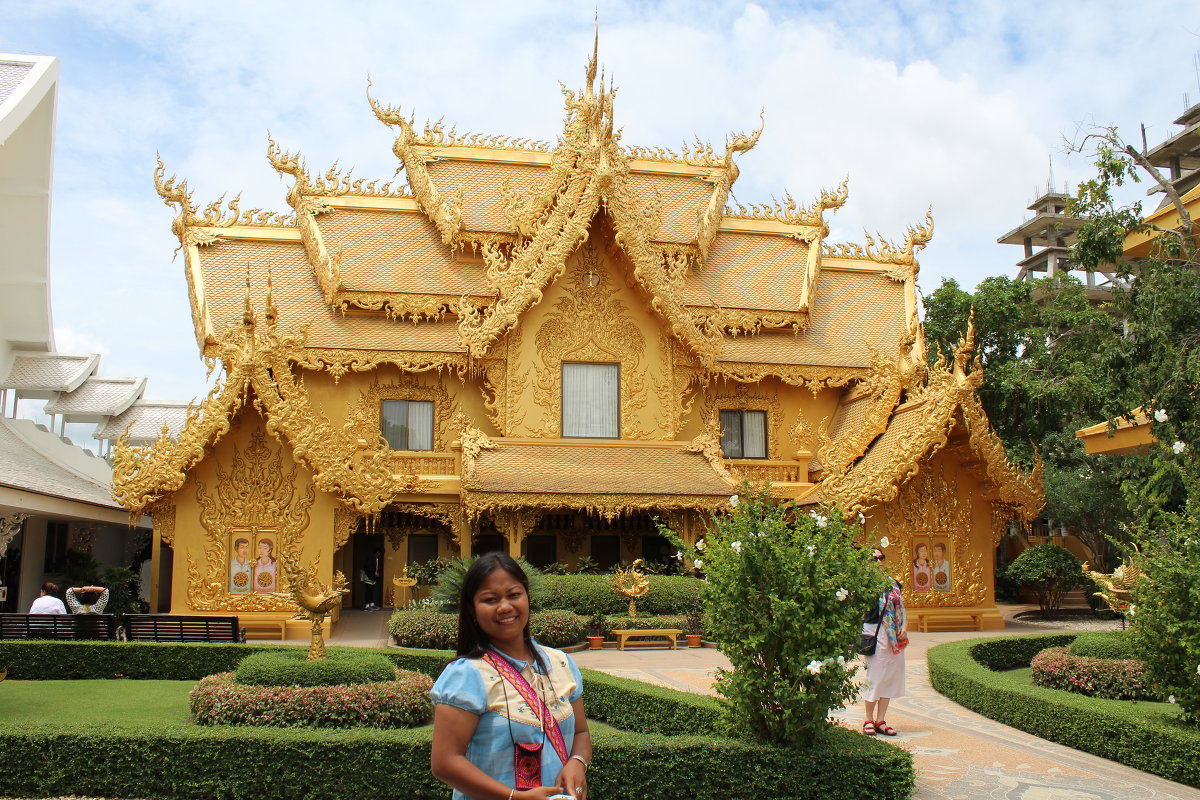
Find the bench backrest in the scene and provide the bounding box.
[0,613,118,640]
[122,614,242,643]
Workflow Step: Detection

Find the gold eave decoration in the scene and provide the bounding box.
[819,321,1043,520]
[461,490,732,522]
[112,299,406,518]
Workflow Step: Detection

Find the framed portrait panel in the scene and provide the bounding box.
[911,534,952,593]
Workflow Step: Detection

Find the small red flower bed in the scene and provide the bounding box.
[190,669,434,728]
[1031,646,1161,701]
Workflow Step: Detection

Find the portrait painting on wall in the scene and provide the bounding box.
[912,536,952,592]
[252,532,279,594]
[228,532,254,594]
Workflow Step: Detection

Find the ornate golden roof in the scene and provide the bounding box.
[818,323,1044,520]
[154,45,929,371]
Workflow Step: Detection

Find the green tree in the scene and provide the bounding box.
[1004,543,1082,619]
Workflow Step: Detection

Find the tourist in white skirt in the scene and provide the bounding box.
[862,547,908,736]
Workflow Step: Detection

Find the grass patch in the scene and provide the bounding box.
[0,680,195,730]
[928,634,1199,787]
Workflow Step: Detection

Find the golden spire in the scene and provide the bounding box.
[242,265,255,328]
[265,263,278,328]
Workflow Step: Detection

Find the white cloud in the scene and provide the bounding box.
[6,0,1200,401]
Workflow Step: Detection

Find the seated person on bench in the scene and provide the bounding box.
[66,585,109,614]
[29,582,67,614]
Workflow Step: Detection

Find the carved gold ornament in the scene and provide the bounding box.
[612,558,651,616]
[275,547,348,660]
[1083,558,1148,616]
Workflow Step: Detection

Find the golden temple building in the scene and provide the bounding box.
[114,51,1042,634]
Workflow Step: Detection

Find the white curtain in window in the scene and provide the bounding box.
[407,401,434,451]
[381,400,407,449]
[743,410,767,458]
[719,409,743,458]
[563,363,619,438]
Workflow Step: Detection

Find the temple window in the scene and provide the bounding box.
[562,362,619,438]
[380,400,434,450]
[720,409,768,458]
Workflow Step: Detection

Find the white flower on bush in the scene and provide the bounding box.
[879,537,890,549]
[1154,408,1169,423]
[675,550,683,561]
[1173,440,1187,454]
[806,544,817,556]
[836,655,846,666]
[731,540,743,554]
[1196,663,1200,675]
[1169,695,1177,704]
[1128,604,1137,617]
[730,494,739,507]
[806,659,824,675]
[857,512,866,525]
[695,538,706,552]
[835,587,849,601]
[809,511,828,528]
[693,559,703,569]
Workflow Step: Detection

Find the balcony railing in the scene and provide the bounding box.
[725,459,807,484]
[389,452,459,475]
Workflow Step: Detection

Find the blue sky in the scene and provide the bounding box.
[2,0,1199,418]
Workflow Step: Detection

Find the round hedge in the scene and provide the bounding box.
[1031,646,1160,701]
[235,650,396,687]
[1071,631,1136,660]
[190,670,433,728]
[389,609,587,649]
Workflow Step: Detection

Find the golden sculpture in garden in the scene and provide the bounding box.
[112,38,1043,636]
[275,548,347,660]
[613,559,651,617]
[1083,559,1149,617]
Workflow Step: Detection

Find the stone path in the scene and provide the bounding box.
[342,609,1198,798]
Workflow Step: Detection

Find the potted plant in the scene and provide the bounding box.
[586,613,607,650]
[684,611,703,648]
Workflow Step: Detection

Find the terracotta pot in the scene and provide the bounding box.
[587,636,605,650]
[686,634,703,648]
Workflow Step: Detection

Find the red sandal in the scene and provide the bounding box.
[861,721,877,735]
[874,720,897,736]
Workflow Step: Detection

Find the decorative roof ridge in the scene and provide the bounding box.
[721,178,849,235]
[818,320,1044,519]
[154,156,295,244]
[693,114,764,261]
[814,344,910,479]
[112,308,404,518]
[820,206,934,272]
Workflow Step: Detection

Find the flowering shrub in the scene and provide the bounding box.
[388,608,587,649]
[1031,646,1160,701]
[190,669,434,728]
[235,650,395,687]
[1129,520,1200,723]
[663,485,889,746]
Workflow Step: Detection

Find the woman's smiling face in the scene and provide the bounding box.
[471,568,529,647]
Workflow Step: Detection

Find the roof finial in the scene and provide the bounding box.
[242,264,256,328]
[585,12,599,97]
[265,263,278,328]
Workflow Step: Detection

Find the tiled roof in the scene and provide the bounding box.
[94,402,191,443]
[43,376,146,419]
[717,270,907,367]
[685,230,809,311]
[0,417,118,509]
[197,241,466,353]
[848,400,925,476]
[317,207,493,296]
[624,171,712,244]
[0,61,33,105]
[470,443,732,495]
[0,352,100,393]
[426,159,549,234]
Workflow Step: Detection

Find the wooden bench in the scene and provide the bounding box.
[611,628,683,651]
[0,613,118,641]
[915,612,982,633]
[121,614,246,643]
[240,618,289,640]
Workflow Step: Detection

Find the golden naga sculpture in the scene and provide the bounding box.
[1083,558,1149,616]
[613,558,651,617]
[275,549,348,661]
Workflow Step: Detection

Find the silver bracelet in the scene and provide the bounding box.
[569,754,589,771]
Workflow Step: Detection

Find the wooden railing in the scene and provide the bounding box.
[389,452,459,476]
[726,459,806,483]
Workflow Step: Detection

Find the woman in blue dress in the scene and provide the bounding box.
[431,552,592,800]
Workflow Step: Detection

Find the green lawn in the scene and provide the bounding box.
[0,680,196,730]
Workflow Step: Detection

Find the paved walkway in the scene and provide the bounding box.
[339,609,1199,798]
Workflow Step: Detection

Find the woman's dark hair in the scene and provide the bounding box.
[41,582,59,595]
[456,552,545,672]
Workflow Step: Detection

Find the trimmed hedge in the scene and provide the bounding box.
[388,609,587,649]
[541,574,703,616]
[0,640,455,681]
[1071,631,1136,660]
[928,634,1200,787]
[235,650,396,687]
[0,640,914,799]
[1031,646,1159,701]
[191,670,433,728]
[602,615,689,635]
